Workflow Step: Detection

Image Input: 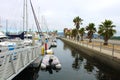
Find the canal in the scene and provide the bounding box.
[13,39,120,80]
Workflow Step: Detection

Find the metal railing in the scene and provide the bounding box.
[0,45,41,80]
[64,38,120,59]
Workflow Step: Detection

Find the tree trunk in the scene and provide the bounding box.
[77,29,79,41]
[89,33,92,42]
[89,38,92,42]
[81,35,83,41]
[104,36,108,45]
[104,40,108,45]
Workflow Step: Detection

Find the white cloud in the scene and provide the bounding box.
[41,10,55,18]
[83,0,120,11]
[0,0,120,35]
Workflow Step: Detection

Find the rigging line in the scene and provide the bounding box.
[43,16,49,33]
[29,0,43,37]
[42,16,49,36]
[30,0,41,33]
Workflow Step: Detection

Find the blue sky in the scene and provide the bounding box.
[0,0,120,36]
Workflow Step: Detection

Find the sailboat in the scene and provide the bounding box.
[6,32,24,40]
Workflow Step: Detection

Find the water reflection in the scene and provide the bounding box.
[40,67,61,74]
[84,61,94,72]
[71,49,83,70]
[13,67,39,80]
[63,41,70,50]
[63,40,120,80]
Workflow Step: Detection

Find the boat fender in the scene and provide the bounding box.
[41,46,45,55]
[41,63,46,69]
[56,64,62,69]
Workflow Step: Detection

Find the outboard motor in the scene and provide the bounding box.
[48,58,53,74]
[49,58,53,66]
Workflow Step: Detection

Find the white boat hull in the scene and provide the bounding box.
[41,54,61,70]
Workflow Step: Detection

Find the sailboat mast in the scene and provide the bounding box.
[0,17,1,28]
[26,0,28,32]
[23,0,25,32]
[6,19,8,33]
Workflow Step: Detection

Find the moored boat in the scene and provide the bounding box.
[45,49,54,54]
[41,54,61,70]
[50,41,57,47]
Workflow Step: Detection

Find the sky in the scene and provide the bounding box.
[0,0,120,36]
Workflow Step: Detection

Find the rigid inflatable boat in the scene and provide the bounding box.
[41,54,61,69]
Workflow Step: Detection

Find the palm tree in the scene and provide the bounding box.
[86,23,96,42]
[72,28,77,40]
[73,16,83,30]
[64,28,68,38]
[79,28,85,41]
[66,31,71,38]
[73,16,83,41]
[98,20,116,45]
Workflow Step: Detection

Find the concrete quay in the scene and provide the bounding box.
[61,38,120,72]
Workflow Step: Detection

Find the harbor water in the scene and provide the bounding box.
[13,39,120,80]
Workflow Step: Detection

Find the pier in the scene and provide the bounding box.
[0,44,41,80]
